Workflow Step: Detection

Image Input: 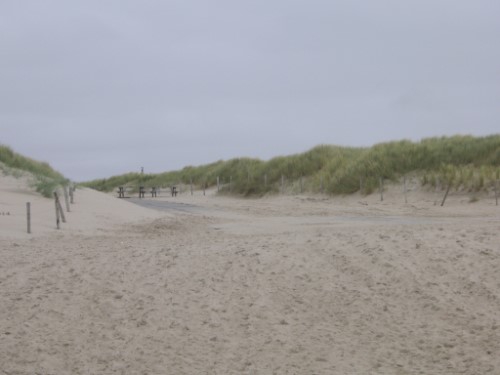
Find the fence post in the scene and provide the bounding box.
[26,202,31,234]
[190,179,193,196]
[63,186,70,212]
[300,176,303,194]
[281,175,284,194]
[54,192,61,229]
[264,174,267,187]
[57,192,66,223]
[441,183,451,206]
[69,185,74,204]
[217,176,220,192]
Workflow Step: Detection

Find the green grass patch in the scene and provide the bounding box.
[0,144,68,197]
[82,135,500,196]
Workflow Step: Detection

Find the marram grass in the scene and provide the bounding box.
[0,145,68,198]
[82,135,500,196]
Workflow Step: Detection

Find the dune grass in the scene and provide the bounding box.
[82,135,500,196]
[0,145,68,198]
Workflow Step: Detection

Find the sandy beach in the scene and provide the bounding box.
[1,175,499,374]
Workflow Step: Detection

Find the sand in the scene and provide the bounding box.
[1,174,499,374]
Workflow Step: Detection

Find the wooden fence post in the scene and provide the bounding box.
[54,192,61,229]
[69,185,74,204]
[57,193,66,223]
[26,202,31,234]
[281,175,284,194]
[217,176,220,192]
[300,176,303,194]
[190,179,193,196]
[264,174,267,187]
[63,186,70,212]
[441,183,451,207]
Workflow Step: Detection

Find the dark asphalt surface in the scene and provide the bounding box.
[128,198,438,225]
[127,198,499,226]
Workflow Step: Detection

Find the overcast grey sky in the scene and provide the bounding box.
[1,1,499,181]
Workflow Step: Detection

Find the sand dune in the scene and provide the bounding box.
[1,174,499,374]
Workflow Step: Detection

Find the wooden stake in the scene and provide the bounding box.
[281,175,284,194]
[58,197,66,223]
[54,192,66,224]
[217,176,220,192]
[190,179,193,196]
[300,176,303,194]
[264,174,267,187]
[63,186,70,212]
[441,183,451,207]
[69,186,74,204]
[54,192,60,229]
[26,202,31,234]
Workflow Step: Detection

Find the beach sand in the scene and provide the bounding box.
[1,174,499,374]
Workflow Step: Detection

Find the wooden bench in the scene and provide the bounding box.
[118,186,158,198]
[139,186,145,198]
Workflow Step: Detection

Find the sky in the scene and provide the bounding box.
[1,0,499,181]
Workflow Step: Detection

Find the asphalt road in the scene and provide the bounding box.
[128,198,440,225]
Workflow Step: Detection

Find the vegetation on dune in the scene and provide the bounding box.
[82,135,500,196]
[0,145,68,198]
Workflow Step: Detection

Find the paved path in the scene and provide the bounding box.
[129,197,443,225]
